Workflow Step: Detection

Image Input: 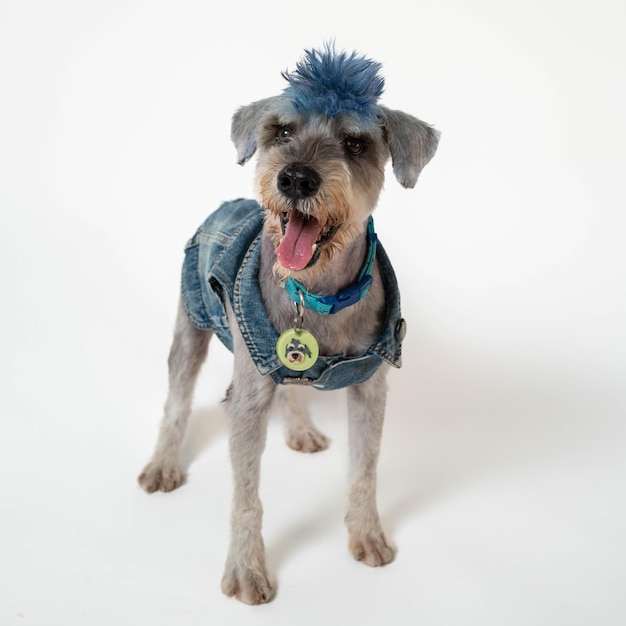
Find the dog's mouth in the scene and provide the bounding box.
[276,211,340,271]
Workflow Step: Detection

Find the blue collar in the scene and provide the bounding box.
[284,217,378,316]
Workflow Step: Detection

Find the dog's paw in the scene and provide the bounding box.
[137,462,186,493]
[285,424,330,453]
[221,565,274,605]
[349,531,396,567]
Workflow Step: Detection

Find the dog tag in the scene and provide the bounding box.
[276,328,319,371]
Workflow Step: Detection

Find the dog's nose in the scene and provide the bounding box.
[277,165,321,199]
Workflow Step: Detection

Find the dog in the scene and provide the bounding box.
[138,44,439,604]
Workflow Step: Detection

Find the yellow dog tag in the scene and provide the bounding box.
[276,329,319,371]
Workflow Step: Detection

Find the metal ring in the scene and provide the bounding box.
[293,290,305,330]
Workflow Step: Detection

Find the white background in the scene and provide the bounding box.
[1,0,625,624]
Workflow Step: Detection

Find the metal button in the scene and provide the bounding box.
[395,318,407,342]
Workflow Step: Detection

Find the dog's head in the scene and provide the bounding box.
[231,44,439,281]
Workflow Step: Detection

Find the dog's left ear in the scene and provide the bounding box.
[231,97,277,166]
[380,106,440,188]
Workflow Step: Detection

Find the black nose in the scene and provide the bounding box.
[277,165,321,200]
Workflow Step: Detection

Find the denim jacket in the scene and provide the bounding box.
[181,199,405,390]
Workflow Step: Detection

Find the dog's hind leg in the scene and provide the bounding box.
[345,365,396,566]
[138,299,211,493]
[277,386,330,453]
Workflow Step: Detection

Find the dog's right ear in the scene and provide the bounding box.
[231,97,278,166]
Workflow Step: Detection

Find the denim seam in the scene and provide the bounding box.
[202,214,256,276]
[233,235,277,372]
[181,245,212,330]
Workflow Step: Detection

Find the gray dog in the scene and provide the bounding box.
[138,44,439,604]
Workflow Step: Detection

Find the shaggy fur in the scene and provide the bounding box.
[138,45,439,604]
[283,43,385,120]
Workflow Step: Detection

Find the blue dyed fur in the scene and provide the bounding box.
[283,43,385,120]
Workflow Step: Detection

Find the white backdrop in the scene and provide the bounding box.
[1,1,625,624]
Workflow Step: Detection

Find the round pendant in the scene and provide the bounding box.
[276,328,319,371]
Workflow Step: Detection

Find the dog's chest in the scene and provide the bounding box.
[263,268,386,359]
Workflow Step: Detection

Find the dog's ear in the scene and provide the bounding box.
[231,97,277,166]
[380,106,440,188]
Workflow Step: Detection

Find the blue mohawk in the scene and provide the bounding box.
[283,44,385,120]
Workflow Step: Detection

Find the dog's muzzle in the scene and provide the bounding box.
[274,164,340,272]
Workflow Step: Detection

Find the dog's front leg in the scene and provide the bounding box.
[345,365,396,566]
[220,320,277,604]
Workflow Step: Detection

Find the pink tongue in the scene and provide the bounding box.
[276,213,323,271]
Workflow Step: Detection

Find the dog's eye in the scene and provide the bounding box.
[344,136,366,157]
[276,126,295,143]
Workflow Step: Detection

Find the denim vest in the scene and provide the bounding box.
[181,199,405,390]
